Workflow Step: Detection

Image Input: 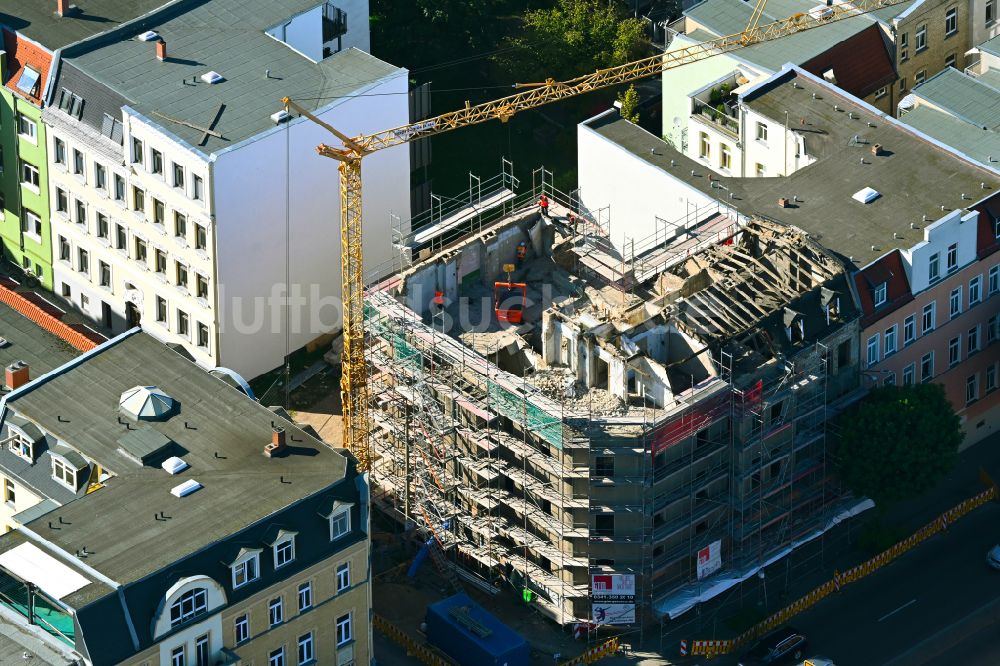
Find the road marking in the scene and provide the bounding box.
[879,598,918,622]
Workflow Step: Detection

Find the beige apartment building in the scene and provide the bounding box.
[893,0,972,94]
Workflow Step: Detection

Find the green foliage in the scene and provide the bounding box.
[715,103,726,117]
[495,0,649,82]
[857,518,907,556]
[617,84,640,123]
[834,384,961,506]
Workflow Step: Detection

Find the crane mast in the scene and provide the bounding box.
[285,0,912,471]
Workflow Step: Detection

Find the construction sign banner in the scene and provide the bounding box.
[592,574,635,625]
[697,540,722,580]
[592,602,635,625]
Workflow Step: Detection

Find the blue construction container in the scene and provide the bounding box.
[424,593,530,666]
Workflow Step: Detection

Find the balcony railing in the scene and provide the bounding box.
[692,101,740,137]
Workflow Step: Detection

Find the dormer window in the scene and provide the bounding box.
[873,282,887,307]
[52,458,77,489]
[8,434,32,462]
[232,550,261,589]
[170,587,208,627]
[272,532,296,569]
[331,508,350,541]
[783,308,805,344]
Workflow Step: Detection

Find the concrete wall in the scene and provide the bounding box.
[213,68,410,379]
[900,208,979,293]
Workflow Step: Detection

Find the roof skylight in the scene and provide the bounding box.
[15,67,40,96]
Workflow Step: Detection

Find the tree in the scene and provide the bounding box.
[495,0,649,82]
[617,84,640,123]
[834,384,961,507]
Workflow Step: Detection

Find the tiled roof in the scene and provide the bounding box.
[853,250,913,326]
[2,28,52,106]
[801,24,897,99]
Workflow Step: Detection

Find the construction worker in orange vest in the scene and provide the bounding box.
[433,290,444,311]
[516,240,527,266]
[538,193,550,218]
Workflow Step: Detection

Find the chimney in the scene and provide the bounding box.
[5,361,29,390]
[156,40,167,61]
[871,143,882,157]
[264,426,286,457]
[56,0,70,16]
[777,197,789,208]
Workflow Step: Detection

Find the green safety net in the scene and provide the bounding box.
[487,380,562,449]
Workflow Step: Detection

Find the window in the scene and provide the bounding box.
[176,262,189,288]
[269,647,285,666]
[873,282,887,307]
[921,351,934,382]
[298,632,315,665]
[945,6,957,35]
[947,243,958,273]
[3,480,15,505]
[54,137,66,165]
[169,587,208,627]
[884,372,896,386]
[151,148,163,175]
[884,325,897,356]
[52,457,76,488]
[949,336,961,366]
[989,0,996,26]
[969,325,980,354]
[116,224,127,250]
[133,187,145,213]
[945,53,956,69]
[20,161,39,189]
[173,163,185,188]
[171,646,185,666]
[902,363,915,385]
[157,296,168,323]
[114,174,125,202]
[153,198,165,226]
[193,174,203,200]
[298,581,313,611]
[73,149,84,176]
[197,323,209,348]
[178,310,190,337]
[922,302,936,333]
[131,137,143,165]
[866,334,880,366]
[95,163,107,190]
[915,70,927,86]
[15,66,40,96]
[991,265,999,295]
[274,535,295,568]
[195,635,209,666]
[97,213,109,239]
[155,250,167,274]
[967,374,979,404]
[990,314,999,344]
[56,187,68,214]
[756,122,768,141]
[594,513,614,536]
[78,248,89,275]
[755,163,766,177]
[59,236,70,262]
[175,212,187,238]
[899,31,909,61]
[720,143,732,171]
[196,274,209,299]
[21,210,41,237]
[699,132,710,159]
[594,455,614,477]
[336,613,352,646]
[232,552,260,588]
[915,24,927,51]
[195,224,207,251]
[99,261,111,288]
[61,283,71,298]
[134,238,147,263]
[234,615,249,644]
[268,597,284,627]
[950,286,962,318]
[970,276,982,305]
[75,199,87,226]
[336,562,350,592]
[17,115,36,141]
[987,364,997,393]
[331,508,350,540]
[900,76,907,92]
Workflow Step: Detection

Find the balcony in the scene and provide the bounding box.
[692,100,740,138]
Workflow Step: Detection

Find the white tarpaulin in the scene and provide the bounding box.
[592,573,636,625]
[0,542,90,600]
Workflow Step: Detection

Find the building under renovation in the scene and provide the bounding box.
[365,185,864,624]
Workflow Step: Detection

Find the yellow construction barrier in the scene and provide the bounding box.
[372,614,455,666]
[558,637,621,666]
[689,484,998,657]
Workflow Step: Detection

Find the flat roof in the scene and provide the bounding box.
[62,0,403,155]
[0,614,79,665]
[585,68,1000,265]
[0,0,166,50]
[6,332,349,600]
[980,33,1000,57]
[0,300,79,377]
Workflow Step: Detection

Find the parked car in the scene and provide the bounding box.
[737,627,808,665]
[988,545,1000,570]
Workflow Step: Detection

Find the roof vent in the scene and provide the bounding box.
[200,71,224,84]
[270,110,291,124]
[120,386,176,421]
[852,187,880,204]
[161,456,189,475]
[171,479,202,497]
[139,30,160,42]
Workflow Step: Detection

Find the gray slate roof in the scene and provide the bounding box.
[61,0,403,156]
[980,33,1000,57]
[912,67,1000,130]
[0,301,79,379]
[0,0,167,50]
[899,105,1000,169]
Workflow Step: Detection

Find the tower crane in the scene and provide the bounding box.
[283,0,911,472]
